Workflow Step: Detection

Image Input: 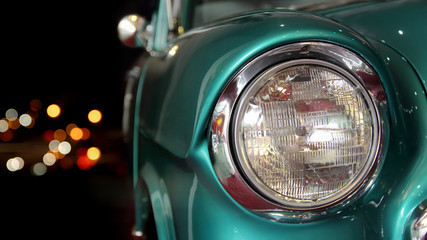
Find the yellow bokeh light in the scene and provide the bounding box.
[70,127,83,141]
[47,104,61,118]
[88,109,102,124]
[87,147,101,161]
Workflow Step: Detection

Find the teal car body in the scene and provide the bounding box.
[120,0,427,239]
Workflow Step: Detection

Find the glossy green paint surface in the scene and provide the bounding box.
[322,0,427,90]
[138,10,381,158]
[133,2,427,239]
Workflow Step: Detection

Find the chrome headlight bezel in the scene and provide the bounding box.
[210,42,386,220]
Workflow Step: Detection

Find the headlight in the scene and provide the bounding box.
[211,42,385,217]
[234,59,378,209]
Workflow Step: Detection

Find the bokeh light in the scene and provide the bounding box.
[54,129,67,141]
[81,128,91,140]
[0,130,14,142]
[9,119,20,130]
[5,108,18,121]
[43,152,57,166]
[6,157,25,172]
[19,114,33,127]
[49,140,60,152]
[70,127,83,141]
[43,130,55,142]
[0,119,9,132]
[88,109,102,124]
[31,163,47,176]
[87,147,101,161]
[66,123,77,135]
[77,155,93,170]
[47,104,61,118]
[58,141,71,155]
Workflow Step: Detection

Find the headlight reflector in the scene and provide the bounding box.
[233,60,378,209]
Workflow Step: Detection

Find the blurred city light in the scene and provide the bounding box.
[2,97,105,175]
[47,104,61,118]
[88,109,102,124]
[49,140,60,152]
[58,141,71,155]
[70,127,83,141]
[5,108,18,121]
[31,163,47,176]
[19,114,33,127]
[54,129,67,141]
[77,155,92,170]
[43,152,56,166]
[9,119,20,130]
[87,147,101,161]
[81,128,91,140]
[6,157,24,172]
[0,130,14,142]
[66,123,77,135]
[43,130,55,142]
[0,119,8,132]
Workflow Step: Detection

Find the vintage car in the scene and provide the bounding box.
[118,0,427,239]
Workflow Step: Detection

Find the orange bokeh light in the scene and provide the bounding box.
[70,127,83,141]
[81,128,91,140]
[54,129,67,141]
[0,130,14,142]
[47,104,61,118]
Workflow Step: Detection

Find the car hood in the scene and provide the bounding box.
[322,0,427,91]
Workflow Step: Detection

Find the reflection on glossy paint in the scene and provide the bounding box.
[187,175,197,240]
[168,45,179,57]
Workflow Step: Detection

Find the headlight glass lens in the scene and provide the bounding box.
[234,60,378,209]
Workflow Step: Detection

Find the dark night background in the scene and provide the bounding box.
[1,0,147,239]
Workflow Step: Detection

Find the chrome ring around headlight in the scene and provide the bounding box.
[210,42,386,220]
[233,59,380,210]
